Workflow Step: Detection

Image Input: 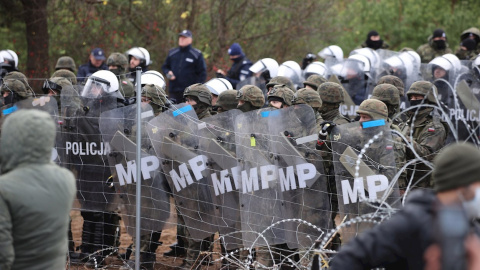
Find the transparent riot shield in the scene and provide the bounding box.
[0,96,58,119]
[329,75,358,119]
[62,95,120,211]
[196,109,243,251]
[267,104,331,249]
[444,80,480,143]
[334,58,370,105]
[0,97,61,163]
[331,121,400,243]
[235,108,286,248]
[146,103,218,240]
[99,104,170,237]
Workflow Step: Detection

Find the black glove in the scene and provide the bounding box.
[319,121,336,136]
[215,72,225,78]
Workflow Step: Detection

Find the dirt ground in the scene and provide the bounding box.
[66,199,223,270]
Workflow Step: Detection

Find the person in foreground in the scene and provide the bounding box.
[0,109,76,269]
[330,142,480,270]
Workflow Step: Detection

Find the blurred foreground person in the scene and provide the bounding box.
[0,109,76,269]
[330,142,480,270]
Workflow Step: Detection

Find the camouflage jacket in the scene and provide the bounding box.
[398,108,447,188]
[454,47,478,60]
[118,74,135,98]
[197,108,212,120]
[416,38,453,63]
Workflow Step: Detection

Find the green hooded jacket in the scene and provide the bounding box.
[0,109,76,269]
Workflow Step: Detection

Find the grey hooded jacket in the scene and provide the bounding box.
[0,109,76,269]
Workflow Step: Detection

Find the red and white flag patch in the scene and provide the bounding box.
[386,145,393,150]
[428,127,435,132]
[122,81,128,85]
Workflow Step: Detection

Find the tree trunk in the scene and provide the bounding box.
[20,0,49,93]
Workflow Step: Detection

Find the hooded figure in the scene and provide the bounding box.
[0,109,76,269]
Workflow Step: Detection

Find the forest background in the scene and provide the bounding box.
[1,0,479,90]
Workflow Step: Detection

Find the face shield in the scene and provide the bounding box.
[81,76,112,98]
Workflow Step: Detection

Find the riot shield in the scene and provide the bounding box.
[235,108,286,248]
[0,96,58,118]
[333,58,370,105]
[329,75,358,119]
[62,95,121,211]
[0,97,61,163]
[99,104,170,237]
[196,109,243,251]
[147,103,218,240]
[331,121,400,243]
[443,80,480,143]
[267,104,331,249]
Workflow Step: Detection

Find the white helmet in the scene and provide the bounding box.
[350,48,380,69]
[474,54,480,67]
[277,60,303,87]
[249,58,279,77]
[81,70,123,100]
[303,61,328,78]
[205,78,233,95]
[0,50,18,69]
[348,54,371,73]
[384,51,421,77]
[126,47,152,66]
[318,45,344,61]
[429,53,462,73]
[139,70,166,90]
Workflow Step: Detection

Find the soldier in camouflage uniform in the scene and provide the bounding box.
[293,87,323,125]
[213,89,238,113]
[43,77,72,111]
[455,38,478,60]
[183,83,212,120]
[317,82,350,125]
[129,84,170,269]
[55,56,77,73]
[455,27,480,59]
[377,75,407,125]
[397,81,447,189]
[1,78,32,106]
[417,29,453,63]
[236,84,265,112]
[371,84,401,120]
[181,83,214,267]
[51,69,78,85]
[141,84,170,116]
[2,71,33,94]
[316,82,350,249]
[267,84,295,109]
[303,74,327,91]
[369,84,407,190]
[377,75,405,99]
[255,84,297,268]
[106,53,135,99]
[266,75,296,94]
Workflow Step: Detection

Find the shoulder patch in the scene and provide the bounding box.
[122,81,128,85]
[168,48,180,57]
